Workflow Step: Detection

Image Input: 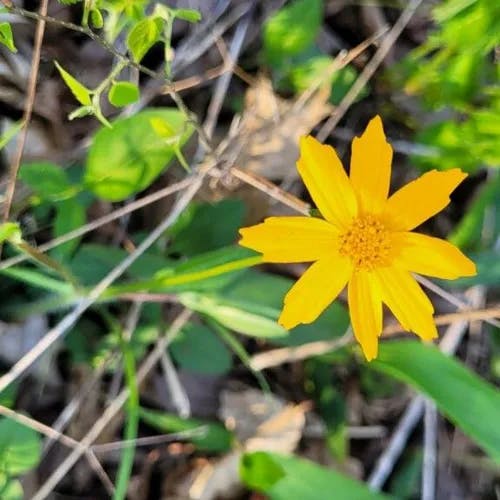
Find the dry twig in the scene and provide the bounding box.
[317,0,424,141]
[368,287,486,491]
[0,404,114,495]
[1,0,48,229]
[422,400,438,500]
[248,306,500,371]
[31,309,192,500]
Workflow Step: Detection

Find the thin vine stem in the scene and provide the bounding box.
[2,3,162,80]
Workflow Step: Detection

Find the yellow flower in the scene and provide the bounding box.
[239,116,476,361]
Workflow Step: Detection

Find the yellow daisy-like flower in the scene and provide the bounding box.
[239,116,477,361]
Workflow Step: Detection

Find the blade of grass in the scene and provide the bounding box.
[14,241,80,288]
[207,317,270,394]
[105,253,262,296]
[0,120,23,150]
[113,332,139,500]
[0,266,74,294]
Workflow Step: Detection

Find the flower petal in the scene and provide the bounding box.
[239,216,339,263]
[350,115,392,214]
[383,169,467,230]
[278,255,353,330]
[393,232,477,279]
[297,135,357,229]
[374,266,438,340]
[348,270,382,361]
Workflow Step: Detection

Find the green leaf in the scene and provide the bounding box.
[412,110,500,172]
[105,246,259,299]
[108,81,140,107]
[168,199,245,256]
[149,117,176,137]
[263,0,323,65]
[397,1,499,111]
[149,246,260,293]
[0,22,16,52]
[288,56,367,104]
[52,198,86,261]
[0,223,21,244]
[433,0,477,23]
[199,270,349,345]
[119,0,147,20]
[126,17,163,63]
[240,452,391,499]
[412,121,469,171]
[0,121,23,151]
[85,108,193,201]
[65,318,100,365]
[54,61,92,106]
[240,452,286,490]
[448,173,500,249]
[0,418,41,475]
[152,4,172,22]
[388,450,422,499]
[373,341,500,463]
[70,243,171,286]
[89,8,104,29]
[306,360,347,460]
[180,291,288,339]
[139,408,233,452]
[170,323,233,375]
[468,109,500,167]
[0,267,73,295]
[0,384,18,409]
[0,475,23,500]
[173,8,202,23]
[19,162,73,201]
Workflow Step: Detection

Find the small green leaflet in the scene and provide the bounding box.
[0,22,16,52]
[127,17,163,63]
[108,81,140,107]
[54,61,92,106]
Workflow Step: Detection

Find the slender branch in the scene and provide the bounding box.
[248,306,500,371]
[199,8,253,150]
[422,400,438,500]
[368,396,425,490]
[161,350,191,418]
[91,429,207,453]
[316,0,424,141]
[417,276,500,329]
[2,4,160,79]
[42,354,116,457]
[368,287,486,491]
[0,404,115,495]
[249,331,353,371]
[2,0,48,228]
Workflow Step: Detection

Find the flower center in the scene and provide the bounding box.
[339,214,391,270]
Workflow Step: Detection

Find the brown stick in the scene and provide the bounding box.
[1,0,48,227]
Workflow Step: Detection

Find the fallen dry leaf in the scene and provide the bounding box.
[182,388,310,500]
[235,76,333,179]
